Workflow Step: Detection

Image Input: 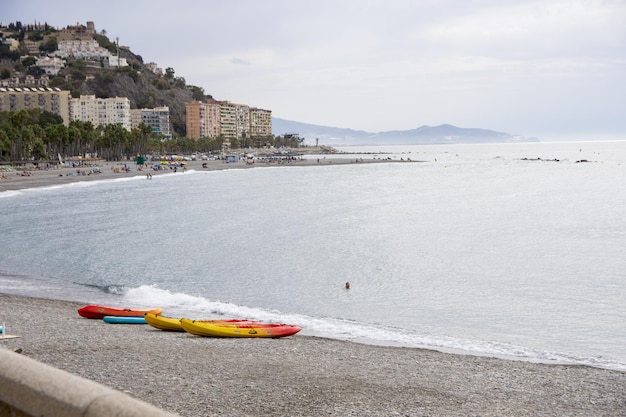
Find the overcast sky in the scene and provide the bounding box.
[3,0,625,140]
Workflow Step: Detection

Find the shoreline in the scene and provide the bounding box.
[1,293,624,416]
[0,156,411,193]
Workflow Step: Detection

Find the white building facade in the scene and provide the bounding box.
[53,39,128,67]
[69,95,131,130]
[35,56,65,75]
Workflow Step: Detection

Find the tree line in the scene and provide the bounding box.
[0,109,304,164]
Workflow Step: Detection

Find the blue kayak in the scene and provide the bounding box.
[102,316,147,324]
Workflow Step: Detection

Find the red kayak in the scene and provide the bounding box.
[78,304,162,319]
[180,318,302,338]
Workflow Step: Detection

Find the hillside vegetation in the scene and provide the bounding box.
[1,22,309,163]
[1,21,209,137]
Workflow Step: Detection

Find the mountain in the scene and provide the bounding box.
[272,118,539,145]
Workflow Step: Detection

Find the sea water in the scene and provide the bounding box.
[1,141,624,371]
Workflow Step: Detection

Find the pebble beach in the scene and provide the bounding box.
[0,293,624,416]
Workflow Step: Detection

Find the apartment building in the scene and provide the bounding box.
[186,100,221,139]
[185,101,203,139]
[249,107,272,137]
[185,99,272,140]
[235,104,250,140]
[130,106,171,138]
[0,87,70,125]
[69,95,131,130]
[219,101,238,140]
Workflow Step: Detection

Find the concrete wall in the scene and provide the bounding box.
[0,348,178,417]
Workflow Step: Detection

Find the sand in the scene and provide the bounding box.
[0,155,399,193]
[0,293,624,416]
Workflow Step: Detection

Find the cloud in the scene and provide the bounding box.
[231,58,252,66]
[2,0,625,139]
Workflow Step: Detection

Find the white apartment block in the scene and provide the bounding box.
[130,107,171,138]
[70,95,131,130]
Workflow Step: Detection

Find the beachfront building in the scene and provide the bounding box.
[186,100,221,139]
[249,107,272,138]
[0,87,71,125]
[235,103,250,140]
[219,101,238,140]
[185,101,203,139]
[69,94,131,130]
[130,106,172,138]
[204,100,222,138]
[185,99,271,141]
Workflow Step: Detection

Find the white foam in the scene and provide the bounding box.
[121,285,626,372]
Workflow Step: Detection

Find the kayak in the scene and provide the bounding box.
[180,318,301,338]
[77,304,162,319]
[144,313,184,331]
[103,316,147,324]
[144,312,257,332]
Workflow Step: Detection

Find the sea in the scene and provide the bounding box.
[1,141,624,372]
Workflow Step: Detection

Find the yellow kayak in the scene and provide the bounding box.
[144,313,184,331]
[180,318,301,338]
[144,313,258,332]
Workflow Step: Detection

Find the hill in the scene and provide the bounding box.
[272,118,538,145]
[76,49,198,135]
[0,21,205,136]
[60,47,203,136]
